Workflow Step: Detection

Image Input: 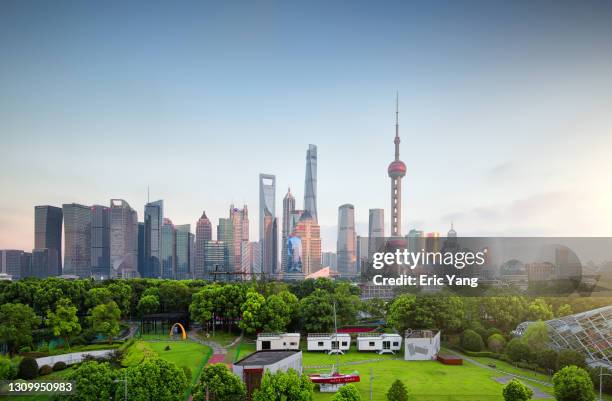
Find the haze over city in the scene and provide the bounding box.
[2,0,612,252]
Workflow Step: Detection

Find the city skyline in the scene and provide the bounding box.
[2,1,612,252]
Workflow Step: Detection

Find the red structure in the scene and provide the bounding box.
[309,373,361,385]
[437,354,463,365]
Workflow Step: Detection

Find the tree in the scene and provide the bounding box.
[0,303,38,355]
[158,281,192,313]
[534,349,558,371]
[487,333,507,353]
[526,299,553,321]
[557,349,586,370]
[252,369,314,401]
[137,294,160,316]
[480,297,527,332]
[506,339,531,362]
[89,301,121,344]
[58,361,117,401]
[362,298,387,320]
[552,365,595,401]
[45,297,81,350]
[190,285,218,329]
[462,329,484,352]
[522,321,549,353]
[192,363,246,401]
[387,294,416,333]
[107,282,132,317]
[85,287,113,309]
[121,358,187,401]
[331,384,361,401]
[0,355,17,380]
[556,304,573,317]
[239,290,266,334]
[502,379,533,401]
[299,289,334,333]
[261,291,298,332]
[387,379,409,401]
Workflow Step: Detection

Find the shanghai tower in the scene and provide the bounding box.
[387,95,406,237]
[304,144,317,223]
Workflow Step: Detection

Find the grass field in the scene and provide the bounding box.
[122,340,211,372]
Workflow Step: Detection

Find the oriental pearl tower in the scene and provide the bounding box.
[388,94,407,237]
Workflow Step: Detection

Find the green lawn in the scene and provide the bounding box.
[122,340,211,372]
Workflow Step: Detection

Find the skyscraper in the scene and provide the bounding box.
[175,224,191,280]
[34,205,63,271]
[259,174,276,271]
[194,211,212,279]
[0,250,31,280]
[304,144,318,222]
[290,211,321,277]
[368,208,385,258]
[90,205,111,279]
[281,188,296,272]
[31,248,59,278]
[63,203,92,278]
[217,217,234,273]
[161,218,176,279]
[143,200,163,278]
[110,199,139,278]
[249,241,262,276]
[337,204,356,277]
[356,235,369,275]
[204,240,230,281]
[388,95,406,237]
[262,208,278,277]
[230,205,249,277]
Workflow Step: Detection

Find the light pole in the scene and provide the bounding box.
[370,367,374,401]
[600,366,612,401]
[114,369,127,401]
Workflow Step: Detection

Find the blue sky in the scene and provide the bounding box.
[1,0,612,251]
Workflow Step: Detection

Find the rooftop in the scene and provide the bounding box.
[234,350,300,366]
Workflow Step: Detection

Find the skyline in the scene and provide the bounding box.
[2,1,612,252]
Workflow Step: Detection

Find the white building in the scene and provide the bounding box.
[307,333,351,354]
[404,330,440,361]
[356,333,402,354]
[256,333,300,351]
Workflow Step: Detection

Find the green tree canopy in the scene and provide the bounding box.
[252,369,314,401]
[85,287,113,309]
[88,301,121,344]
[462,329,484,352]
[45,297,81,350]
[261,291,299,332]
[387,294,416,334]
[239,290,266,334]
[192,363,246,401]
[502,379,533,401]
[137,294,160,316]
[58,361,117,401]
[299,289,334,333]
[331,384,361,401]
[120,358,188,401]
[526,299,554,321]
[506,338,531,362]
[487,333,507,353]
[387,379,409,401]
[522,321,549,353]
[552,365,595,401]
[0,302,38,355]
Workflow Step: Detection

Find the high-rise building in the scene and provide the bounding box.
[240,241,251,278]
[259,173,276,271]
[194,211,212,279]
[337,204,356,277]
[175,224,191,280]
[217,218,234,273]
[407,229,425,253]
[137,222,145,275]
[62,203,92,278]
[249,241,262,276]
[387,95,406,237]
[90,205,111,279]
[31,248,59,278]
[321,252,337,271]
[204,240,229,281]
[161,218,176,279]
[356,235,369,275]
[290,211,320,277]
[34,205,62,271]
[0,250,31,280]
[368,209,385,258]
[230,205,249,277]
[281,188,296,272]
[143,200,163,278]
[261,209,278,277]
[110,199,139,278]
[304,144,318,222]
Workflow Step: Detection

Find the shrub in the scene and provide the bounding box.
[18,345,32,353]
[18,357,39,380]
[0,356,17,380]
[557,349,586,370]
[182,366,192,382]
[502,378,533,401]
[506,338,531,362]
[487,333,507,353]
[39,364,53,375]
[553,365,595,401]
[53,361,67,371]
[331,383,361,401]
[387,379,409,401]
[164,345,171,351]
[462,329,484,352]
[534,349,557,372]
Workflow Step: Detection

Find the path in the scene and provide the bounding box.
[493,375,553,399]
[188,329,242,365]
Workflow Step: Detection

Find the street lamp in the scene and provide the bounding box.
[600,366,612,401]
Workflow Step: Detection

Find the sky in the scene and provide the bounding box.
[1,0,612,252]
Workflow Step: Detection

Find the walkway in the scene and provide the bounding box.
[187,330,242,365]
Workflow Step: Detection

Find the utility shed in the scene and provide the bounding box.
[404,329,441,361]
[356,333,402,354]
[233,350,302,400]
[256,333,300,351]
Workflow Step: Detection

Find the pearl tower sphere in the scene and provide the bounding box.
[388,94,406,237]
